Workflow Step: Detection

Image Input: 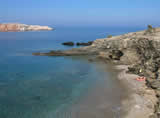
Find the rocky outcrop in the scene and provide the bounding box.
[0,23,53,32]
[61,41,93,46]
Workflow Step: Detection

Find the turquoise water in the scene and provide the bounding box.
[0,27,144,118]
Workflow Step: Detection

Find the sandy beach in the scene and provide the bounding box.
[116,65,157,118]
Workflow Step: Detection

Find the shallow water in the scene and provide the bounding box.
[0,26,144,118]
[53,62,130,118]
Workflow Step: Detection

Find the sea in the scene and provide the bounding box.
[0,26,144,118]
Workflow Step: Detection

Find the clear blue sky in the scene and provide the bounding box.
[0,0,159,27]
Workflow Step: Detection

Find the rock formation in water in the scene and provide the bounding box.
[76,41,93,46]
[33,26,160,117]
[62,42,75,46]
[0,23,53,32]
[62,41,93,46]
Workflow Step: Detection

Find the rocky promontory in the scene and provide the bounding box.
[33,26,160,117]
[0,23,53,32]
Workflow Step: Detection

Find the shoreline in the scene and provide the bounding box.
[116,65,157,118]
[32,26,160,117]
[58,63,156,118]
[55,62,132,118]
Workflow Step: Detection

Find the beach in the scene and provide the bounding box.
[116,65,157,118]
[52,63,158,118]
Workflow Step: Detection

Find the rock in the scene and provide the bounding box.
[62,42,74,46]
[150,80,160,89]
[128,66,141,75]
[110,50,123,60]
[149,114,158,118]
[98,50,123,61]
[156,68,160,80]
[127,38,160,78]
[145,59,159,73]
[62,41,93,46]
[155,102,160,117]
[156,90,160,97]
[120,49,141,64]
[0,23,53,32]
[33,47,99,56]
[76,41,93,46]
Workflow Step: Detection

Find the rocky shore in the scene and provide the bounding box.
[33,26,160,117]
[0,23,53,32]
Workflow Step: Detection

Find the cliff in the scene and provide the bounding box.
[0,23,53,32]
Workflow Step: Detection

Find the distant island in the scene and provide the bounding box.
[0,23,53,32]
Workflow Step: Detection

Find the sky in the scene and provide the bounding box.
[0,0,159,27]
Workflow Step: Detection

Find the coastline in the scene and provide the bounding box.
[116,65,157,118]
[55,63,157,118]
[32,26,160,117]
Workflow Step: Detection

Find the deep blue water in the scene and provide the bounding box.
[0,26,145,118]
